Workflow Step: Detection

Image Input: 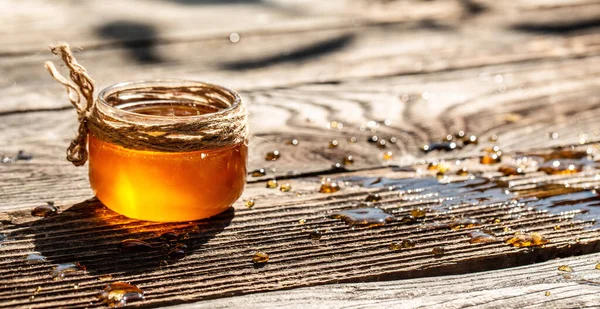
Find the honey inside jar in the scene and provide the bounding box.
[88,81,247,222]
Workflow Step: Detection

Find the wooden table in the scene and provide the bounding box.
[2,0,600,307]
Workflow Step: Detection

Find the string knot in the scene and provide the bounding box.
[45,43,96,166]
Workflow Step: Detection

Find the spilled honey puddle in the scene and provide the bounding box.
[344,175,600,221]
[331,208,395,227]
[339,146,600,228]
[96,282,144,308]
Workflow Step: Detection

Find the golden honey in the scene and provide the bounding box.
[253,251,269,264]
[557,265,573,272]
[89,136,246,222]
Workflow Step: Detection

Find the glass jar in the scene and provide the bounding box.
[88,80,247,222]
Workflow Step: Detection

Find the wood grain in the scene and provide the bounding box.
[1,0,599,113]
[2,54,599,208]
[2,0,600,308]
[165,252,600,309]
[1,158,600,308]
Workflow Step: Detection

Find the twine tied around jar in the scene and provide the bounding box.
[44,43,248,166]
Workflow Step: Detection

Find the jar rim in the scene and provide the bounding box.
[96,79,241,120]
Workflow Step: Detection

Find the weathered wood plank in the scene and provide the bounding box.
[1,0,599,113]
[165,252,600,309]
[1,147,600,308]
[0,0,464,55]
[0,155,600,308]
[2,1,600,308]
[2,54,599,209]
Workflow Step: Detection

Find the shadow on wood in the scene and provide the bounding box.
[221,34,355,70]
[10,199,233,277]
[512,18,600,35]
[96,21,163,64]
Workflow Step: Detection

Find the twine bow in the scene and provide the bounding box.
[44,43,96,166]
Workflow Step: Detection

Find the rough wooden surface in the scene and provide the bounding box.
[2,151,600,308]
[166,252,600,309]
[2,0,600,308]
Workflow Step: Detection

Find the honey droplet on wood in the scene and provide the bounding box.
[249,168,267,177]
[481,153,502,164]
[348,136,358,143]
[535,149,589,161]
[159,232,179,242]
[401,239,416,248]
[538,160,583,175]
[97,282,144,308]
[427,162,439,171]
[309,229,322,240]
[431,246,445,255]
[329,121,343,129]
[545,291,551,296]
[388,242,402,251]
[26,253,47,263]
[436,163,450,173]
[422,142,457,153]
[450,218,482,230]
[253,251,269,264]
[463,135,478,145]
[280,183,292,192]
[400,215,416,223]
[505,232,549,247]
[16,150,33,161]
[244,199,255,208]
[98,274,114,281]
[168,248,186,261]
[331,162,344,170]
[1,154,13,163]
[298,218,306,225]
[319,179,341,193]
[383,151,393,161]
[331,208,394,227]
[595,263,600,270]
[411,208,426,219]
[498,165,524,176]
[489,134,498,142]
[329,140,339,148]
[287,139,299,146]
[51,262,87,281]
[121,239,152,253]
[265,150,280,161]
[469,230,497,243]
[31,203,58,217]
[365,194,382,202]
[179,233,190,241]
[343,155,354,166]
[558,265,573,272]
[455,167,469,176]
[266,179,278,189]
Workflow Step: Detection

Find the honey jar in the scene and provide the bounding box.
[88,80,247,222]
